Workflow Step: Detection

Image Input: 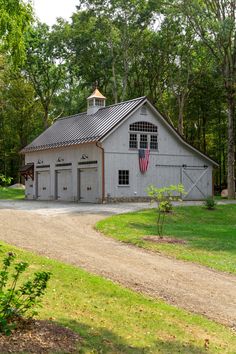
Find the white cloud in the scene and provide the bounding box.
[33,0,79,26]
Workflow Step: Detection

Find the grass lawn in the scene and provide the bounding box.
[0,187,25,200]
[96,204,236,274]
[0,242,236,353]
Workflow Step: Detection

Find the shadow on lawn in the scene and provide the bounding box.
[60,319,207,353]
[129,221,236,253]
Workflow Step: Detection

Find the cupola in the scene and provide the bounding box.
[87,88,106,115]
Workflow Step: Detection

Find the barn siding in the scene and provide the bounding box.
[103,106,213,200]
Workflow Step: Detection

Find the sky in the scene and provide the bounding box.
[33,0,79,26]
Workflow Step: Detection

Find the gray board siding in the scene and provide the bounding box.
[21,97,146,153]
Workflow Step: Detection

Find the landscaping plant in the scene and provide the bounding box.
[0,251,51,335]
[204,196,217,210]
[147,184,185,236]
[0,174,12,187]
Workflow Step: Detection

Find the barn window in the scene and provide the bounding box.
[130,121,157,132]
[118,170,129,185]
[140,106,147,115]
[140,134,148,149]
[129,134,137,148]
[150,135,158,150]
[129,121,158,150]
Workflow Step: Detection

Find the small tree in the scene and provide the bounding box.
[147,184,185,236]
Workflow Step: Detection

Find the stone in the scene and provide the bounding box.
[221,189,228,198]
[9,183,25,189]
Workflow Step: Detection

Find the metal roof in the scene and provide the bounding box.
[21,96,146,153]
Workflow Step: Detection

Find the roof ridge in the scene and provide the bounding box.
[58,111,87,121]
[100,96,146,110]
[57,96,146,121]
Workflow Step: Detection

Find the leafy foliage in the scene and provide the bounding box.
[147,184,185,236]
[0,252,51,335]
[204,197,217,210]
[0,174,12,187]
[0,0,33,64]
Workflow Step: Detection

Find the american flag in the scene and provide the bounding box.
[139,149,150,173]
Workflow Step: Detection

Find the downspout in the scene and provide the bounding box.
[96,142,105,203]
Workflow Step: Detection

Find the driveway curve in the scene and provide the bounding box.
[0,200,236,327]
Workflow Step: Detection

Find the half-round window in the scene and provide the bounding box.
[129,121,158,133]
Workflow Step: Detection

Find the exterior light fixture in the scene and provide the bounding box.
[37,159,43,164]
[57,157,64,162]
[81,154,88,160]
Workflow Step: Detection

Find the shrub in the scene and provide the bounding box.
[204,197,217,210]
[0,251,51,335]
[0,174,12,187]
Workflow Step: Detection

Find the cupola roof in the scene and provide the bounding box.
[87,88,106,100]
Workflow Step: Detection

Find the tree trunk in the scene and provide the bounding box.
[177,95,185,136]
[43,107,49,129]
[111,56,118,104]
[226,93,235,198]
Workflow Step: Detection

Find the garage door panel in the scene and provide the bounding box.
[79,168,98,203]
[56,169,73,201]
[37,171,50,200]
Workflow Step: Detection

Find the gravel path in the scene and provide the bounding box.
[0,203,236,327]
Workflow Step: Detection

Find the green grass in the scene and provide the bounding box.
[1,242,236,353]
[0,187,25,200]
[96,205,236,274]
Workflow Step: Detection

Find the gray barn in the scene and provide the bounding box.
[20,89,218,202]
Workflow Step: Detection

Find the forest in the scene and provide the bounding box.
[0,0,235,196]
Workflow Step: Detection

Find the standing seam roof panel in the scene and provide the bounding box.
[21,97,146,153]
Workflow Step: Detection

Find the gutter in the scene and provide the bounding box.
[96,142,105,203]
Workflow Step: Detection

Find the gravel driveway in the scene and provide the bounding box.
[0,200,236,327]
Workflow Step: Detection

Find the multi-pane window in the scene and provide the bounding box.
[150,135,158,150]
[88,99,94,107]
[129,134,137,148]
[130,121,157,132]
[129,121,158,151]
[140,134,148,149]
[95,98,104,106]
[118,170,129,185]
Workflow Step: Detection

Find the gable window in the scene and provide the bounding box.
[140,134,148,149]
[129,134,137,148]
[129,121,158,151]
[118,170,129,185]
[150,135,158,150]
[140,106,147,115]
[130,121,157,132]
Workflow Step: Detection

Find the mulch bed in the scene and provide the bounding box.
[143,236,187,244]
[0,319,81,353]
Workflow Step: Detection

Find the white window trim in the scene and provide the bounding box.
[128,131,158,151]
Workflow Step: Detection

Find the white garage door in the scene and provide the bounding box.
[36,171,51,200]
[79,168,98,203]
[56,169,73,201]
